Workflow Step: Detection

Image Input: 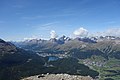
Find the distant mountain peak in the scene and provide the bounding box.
[49,38,57,43]
[74,37,97,43]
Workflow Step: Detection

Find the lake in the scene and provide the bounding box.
[48,56,59,61]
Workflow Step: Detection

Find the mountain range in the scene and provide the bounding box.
[13,36,120,59]
[0,35,120,80]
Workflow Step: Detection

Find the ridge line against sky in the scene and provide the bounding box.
[0,0,120,41]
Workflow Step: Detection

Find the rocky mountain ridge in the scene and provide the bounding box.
[22,74,94,80]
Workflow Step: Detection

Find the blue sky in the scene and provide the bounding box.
[0,0,120,41]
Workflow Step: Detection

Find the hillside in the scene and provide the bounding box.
[0,39,99,80]
[0,39,45,80]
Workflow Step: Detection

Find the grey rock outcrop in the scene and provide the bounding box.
[22,74,93,80]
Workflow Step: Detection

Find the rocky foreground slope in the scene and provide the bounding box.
[22,74,93,80]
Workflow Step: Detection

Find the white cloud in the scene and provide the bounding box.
[50,30,58,38]
[91,28,120,37]
[23,35,39,40]
[104,28,120,37]
[23,37,36,40]
[32,22,58,31]
[73,27,88,38]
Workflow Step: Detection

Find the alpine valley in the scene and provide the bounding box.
[0,36,120,80]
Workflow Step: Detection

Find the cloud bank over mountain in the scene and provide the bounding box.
[92,28,120,37]
[50,30,58,38]
[73,27,88,38]
[72,27,120,38]
[104,28,120,37]
[22,27,120,41]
